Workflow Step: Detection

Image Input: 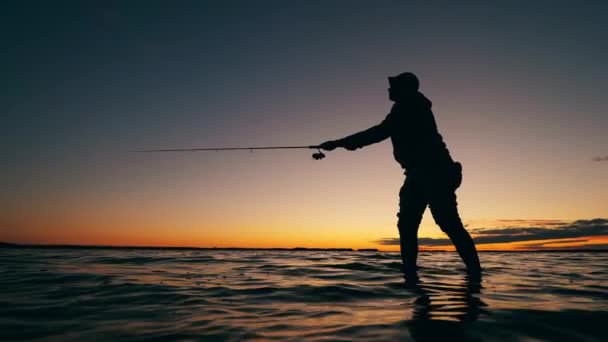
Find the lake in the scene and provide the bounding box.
[1,248,606,341]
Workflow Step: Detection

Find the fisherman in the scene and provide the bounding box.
[320,72,481,279]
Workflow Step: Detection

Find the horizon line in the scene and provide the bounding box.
[1,242,606,253]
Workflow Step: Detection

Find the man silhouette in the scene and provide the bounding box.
[320,72,481,278]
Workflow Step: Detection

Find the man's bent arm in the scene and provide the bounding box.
[337,117,390,150]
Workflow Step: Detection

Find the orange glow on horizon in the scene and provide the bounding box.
[4,216,606,252]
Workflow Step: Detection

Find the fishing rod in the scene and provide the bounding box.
[131,145,327,160]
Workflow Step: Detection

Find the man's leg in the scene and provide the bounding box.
[429,190,481,275]
[397,178,428,276]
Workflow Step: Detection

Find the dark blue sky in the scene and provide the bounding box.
[2,1,607,246]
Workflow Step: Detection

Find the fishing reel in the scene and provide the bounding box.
[312,148,326,160]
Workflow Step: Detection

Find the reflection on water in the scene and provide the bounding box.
[0,248,606,341]
[406,275,486,341]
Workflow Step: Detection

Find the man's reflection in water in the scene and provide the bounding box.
[405,275,488,341]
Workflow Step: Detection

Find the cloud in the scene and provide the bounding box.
[373,218,608,247]
[510,238,590,250]
[491,219,567,227]
[592,156,608,162]
[523,244,608,250]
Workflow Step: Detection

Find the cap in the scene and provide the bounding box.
[388,72,419,91]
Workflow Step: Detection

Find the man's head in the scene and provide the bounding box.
[388,72,419,101]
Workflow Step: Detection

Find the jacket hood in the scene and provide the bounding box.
[396,91,432,109]
[415,91,432,109]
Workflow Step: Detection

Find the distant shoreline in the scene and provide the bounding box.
[0,242,606,253]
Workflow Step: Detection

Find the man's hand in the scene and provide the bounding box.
[319,140,340,151]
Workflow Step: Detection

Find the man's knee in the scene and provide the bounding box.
[397,211,424,234]
[430,194,463,233]
[431,205,464,233]
[433,210,465,234]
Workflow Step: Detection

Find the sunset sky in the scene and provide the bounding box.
[2,1,607,250]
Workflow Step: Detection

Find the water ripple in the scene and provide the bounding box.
[1,248,607,341]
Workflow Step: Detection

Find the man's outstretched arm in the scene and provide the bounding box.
[320,117,390,151]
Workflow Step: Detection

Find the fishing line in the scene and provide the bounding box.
[131,145,327,160]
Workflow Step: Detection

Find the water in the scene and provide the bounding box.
[1,248,607,341]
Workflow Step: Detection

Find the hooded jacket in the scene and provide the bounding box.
[337,91,454,173]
